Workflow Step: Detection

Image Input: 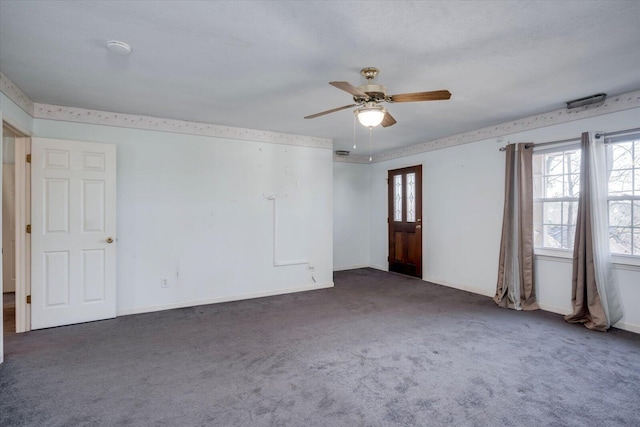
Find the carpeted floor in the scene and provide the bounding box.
[1,268,639,426]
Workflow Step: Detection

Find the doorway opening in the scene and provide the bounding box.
[388,165,423,278]
[2,122,30,335]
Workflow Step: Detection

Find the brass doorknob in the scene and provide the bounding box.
[106,237,114,244]
[416,225,422,230]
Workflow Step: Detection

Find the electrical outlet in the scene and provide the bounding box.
[161,278,169,288]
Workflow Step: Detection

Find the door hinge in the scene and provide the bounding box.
[387,217,389,223]
[26,154,31,163]
[26,295,31,304]
[26,224,31,234]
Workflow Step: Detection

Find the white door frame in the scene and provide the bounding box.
[14,136,31,332]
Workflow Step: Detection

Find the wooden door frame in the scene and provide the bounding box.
[387,164,423,278]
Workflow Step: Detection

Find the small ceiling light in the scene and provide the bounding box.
[355,103,386,128]
[106,40,132,56]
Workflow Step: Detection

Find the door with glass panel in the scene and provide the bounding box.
[388,165,422,277]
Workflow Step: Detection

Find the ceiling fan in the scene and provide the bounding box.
[304,67,451,128]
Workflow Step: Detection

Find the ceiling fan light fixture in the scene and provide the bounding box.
[355,105,386,128]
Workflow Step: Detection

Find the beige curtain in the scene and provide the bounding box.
[565,132,622,331]
[494,143,539,311]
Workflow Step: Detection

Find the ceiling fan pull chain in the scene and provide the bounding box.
[369,127,373,162]
[353,113,357,149]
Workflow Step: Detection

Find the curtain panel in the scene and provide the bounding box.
[565,132,623,331]
[494,143,539,311]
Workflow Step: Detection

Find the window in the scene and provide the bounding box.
[532,132,640,259]
[533,147,581,250]
[606,135,640,255]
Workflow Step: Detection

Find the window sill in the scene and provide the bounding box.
[534,248,640,271]
[534,248,572,263]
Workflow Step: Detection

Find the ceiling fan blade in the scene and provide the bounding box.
[329,81,368,97]
[390,90,451,103]
[304,104,357,119]
[381,111,397,128]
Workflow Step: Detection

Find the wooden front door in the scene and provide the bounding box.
[388,165,422,277]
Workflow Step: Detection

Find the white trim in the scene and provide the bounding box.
[33,103,333,150]
[333,153,371,164]
[535,248,573,262]
[612,258,640,271]
[612,320,640,334]
[3,70,639,163]
[116,281,334,317]
[0,71,34,116]
[346,90,640,164]
[369,264,389,272]
[333,264,370,271]
[423,276,495,298]
[535,250,640,270]
[538,303,572,316]
[14,137,31,333]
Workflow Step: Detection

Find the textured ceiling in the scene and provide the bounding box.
[1,1,639,155]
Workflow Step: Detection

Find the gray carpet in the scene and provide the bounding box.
[1,268,639,426]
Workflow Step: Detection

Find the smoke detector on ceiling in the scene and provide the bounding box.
[105,40,132,56]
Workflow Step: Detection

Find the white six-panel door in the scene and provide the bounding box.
[31,138,116,329]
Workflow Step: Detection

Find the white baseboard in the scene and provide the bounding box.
[333,265,369,272]
[423,276,495,298]
[613,320,640,334]
[368,264,388,272]
[117,282,334,317]
[538,303,572,316]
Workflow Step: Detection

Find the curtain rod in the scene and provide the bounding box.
[498,126,640,151]
[596,126,640,139]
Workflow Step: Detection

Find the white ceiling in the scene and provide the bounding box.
[1,1,639,155]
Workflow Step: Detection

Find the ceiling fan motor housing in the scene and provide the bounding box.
[356,84,387,102]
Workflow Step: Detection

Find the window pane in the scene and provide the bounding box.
[543,225,563,248]
[610,227,632,255]
[545,153,564,175]
[564,151,580,177]
[635,169,640,195]
[563,201,578,226]
[609,200,632,227]
[545,175,564,198]
[610,142,634,170]
[533,149,581,251]
[394,175,402,222]
[565,174,580,197]
[566,226,576,249]
[608,168,634,195]
[634,201,640,227]
[634,230,640,255]
[543,202,562,224]
[406,173,416,223]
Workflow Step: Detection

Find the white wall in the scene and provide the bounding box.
[33,119,334,315]
[333,161,370,270]
[364,107,640,332]
[368,138,505,295]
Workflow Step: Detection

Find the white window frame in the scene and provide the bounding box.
[606,132,640,265]
[533,143,581,254]
[532,136,640,270]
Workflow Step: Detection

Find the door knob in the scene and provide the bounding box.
[416,225,422,230]
[106,237,114,244]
